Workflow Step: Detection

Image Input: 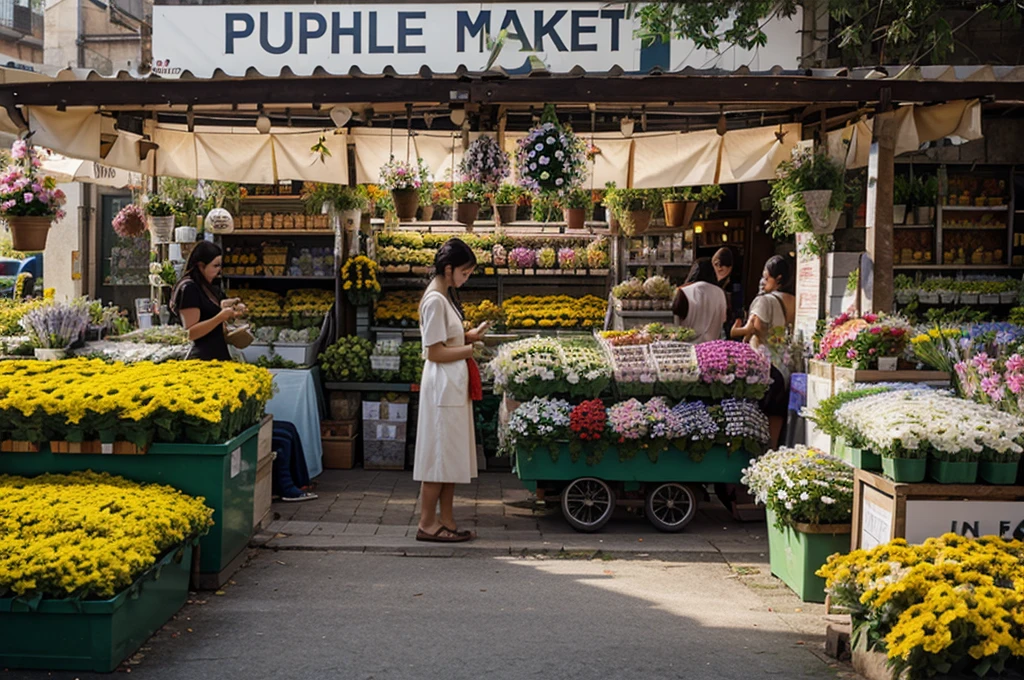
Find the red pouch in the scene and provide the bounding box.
[467,358,483,402]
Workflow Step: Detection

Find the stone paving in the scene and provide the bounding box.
[254,469,771,558]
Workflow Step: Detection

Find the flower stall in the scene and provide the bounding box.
[0,359,274,589]
[0,471,213,671]
[492,335,772,532]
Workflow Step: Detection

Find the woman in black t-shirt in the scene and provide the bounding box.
[169,241,244,361]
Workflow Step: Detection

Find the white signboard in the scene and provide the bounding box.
[860,498,894,551]
[905,500,1024,543]
[152,3,802,78]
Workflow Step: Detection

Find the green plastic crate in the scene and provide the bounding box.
[0,423,260,587]
[515,444,754,484]
[765,508,850,603]
[0,543,193,672]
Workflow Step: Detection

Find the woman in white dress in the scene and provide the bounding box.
[414,239,490,543]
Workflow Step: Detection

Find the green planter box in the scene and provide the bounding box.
[0,542,193,672]
[849,446,882,471]
[980,460,1020,485]
[881,456,927,483]
[832,437,849,463]
[765,508,850,603]
[928,459,978,484]
[0,424,260,588]
[515,443,754,487]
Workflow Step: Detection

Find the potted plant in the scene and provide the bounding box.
[492,183,522,226]
[19,297,91,360]
[603,186,655,236]
[696,184,725,218]
[0,141,68,252]
[769,149,847,255]
[515,107,588,198]
[893,175,911,224]
[742,445,854,603]
[662,186,697,228]
[301,183,367,233]
[452,181,486,228]
[379,156,431,221]
[911,174,938,225]
[561,188,591,229]
[144,195,176,242]
[112,203,148,240]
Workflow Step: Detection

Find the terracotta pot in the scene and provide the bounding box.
[608,214,620,234]
[563,208,586,230]
[628,209,653,235]
[663,201,698,229]
[148,215,175,243]
[495,204,517,226]
[391,188,419,221]
[455,201,480,227]
[419,204,435,222]
[7,215,52,252]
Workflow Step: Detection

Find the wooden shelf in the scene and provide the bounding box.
[223,274,334,281]
[242,194,303,201]
[941,205,1008,212]
[324,381,419,392]
[894,224,934,230]
[941,226,1007,231]
[222,230,334,236]
[893,264,1021,270]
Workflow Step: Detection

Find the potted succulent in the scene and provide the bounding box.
[379,156,431,221]
[144,195,176,243]
[0,141,68,252]
[452,181,486,228]
[893,174,911,224]
[769,149,848,255]
[492,183,522,226]
[662,186,697,229]
[742,446,854,603]
[561,188,591,230]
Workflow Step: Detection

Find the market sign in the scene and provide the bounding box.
[905,500,1024,543]
[151,3,802,78]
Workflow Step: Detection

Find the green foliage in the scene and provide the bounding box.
[492,183,524,205]
[893,175,913,205]
[319,335,373,382]
[302,183,367,213]
[662,187,695,202]
[144,195,174,217]
[452,180,486,204]
[910,174,938,208]
[561,188,592,210]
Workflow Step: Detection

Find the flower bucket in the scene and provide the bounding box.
[7,215,52,252]
[893,204,907,224]
[495,204,516,226]
[391,188,419,221]
[419,204,434,222]
[173,226,196,242]
[849,446,882,471]
[979,460,1019,485]
[33,348,67,361]
[627,209,652,235]
[882,456,927,483]
[455,201,480,228]
[148,216,175,242]
[801,190,841,235]
[928,459,978,484]
[563,208,586,230]
[765,508,850,603]
[339,209,361,233]
[663,200,698,229]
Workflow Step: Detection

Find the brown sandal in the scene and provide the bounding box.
[443,525,476,539]
[416,526,472,543]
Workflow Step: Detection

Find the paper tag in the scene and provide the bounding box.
[387,403,409,422]
[371,355,401,371]
[230,447,241,478]
[362,401,381,420]
[102,443,113,455]
[376,423,398,440]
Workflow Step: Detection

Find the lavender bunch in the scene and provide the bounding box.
[20,298,91,349]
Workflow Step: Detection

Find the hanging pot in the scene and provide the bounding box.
[495,204,517,226]
[563,208,586,230]
[455,201,480,228]
[7,215,53,252]
[663,200,698,229]
[893,205,907,225]
[391,188,419,221]
[801,190,840,235]
[627,209,652,235]
[148,215,175,242]
[419,204,435,222]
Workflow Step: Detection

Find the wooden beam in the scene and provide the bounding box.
[3,74,1023,109]
[865,111,896,314]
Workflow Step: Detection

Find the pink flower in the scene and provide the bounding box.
[863,314,878,323]
[11,140,27,160]
[869,327,882,335]
[1006,354,1024,373]
[1007,372,1024,395]
[22,192,33,203]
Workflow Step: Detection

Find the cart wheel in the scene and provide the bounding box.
[561,477,615,532]
[645,483,698,533]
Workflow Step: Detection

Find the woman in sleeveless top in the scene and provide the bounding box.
[671,258,727,344]
[730,255,795,447]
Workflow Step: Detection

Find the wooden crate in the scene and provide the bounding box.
[253,451,274,530]
[321,419,358,440]
[323,433,359,470]
[257,414,274,465]
[851,468,1024,552]
[1,441,39,453]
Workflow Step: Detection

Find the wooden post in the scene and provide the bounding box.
[864,110,896,313]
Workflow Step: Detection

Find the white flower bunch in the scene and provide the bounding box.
[741,445,854,528]
[506,397,572,449]
[836,389,1024,461]
[490,337,610,401]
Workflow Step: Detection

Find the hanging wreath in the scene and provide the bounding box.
[516,108,587,196]
[458,136,510,187]
[112,203,148,238]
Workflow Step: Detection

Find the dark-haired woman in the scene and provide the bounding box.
[169,241,244,361]
[414,238,489,543]
[730,254,795,446]
[671,258,727,344]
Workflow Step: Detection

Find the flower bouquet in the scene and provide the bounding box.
[489,337,609,401]
[508,246,536,271]
[19,297,91,358]
[341,255,381,305]
[815,312,912,370]
[585,238,610,269]
[691,340,772,400]
[506,396,572,459]
[568,398,610,464]
[742,445,854,530]
[558,247,580,270]
[112,203,148,239]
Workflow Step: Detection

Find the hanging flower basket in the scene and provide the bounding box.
[391,189,419,220]
[628,209,653,235]
[7,216,53,252]
[801,190,842,235]
[515,107,587,197]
